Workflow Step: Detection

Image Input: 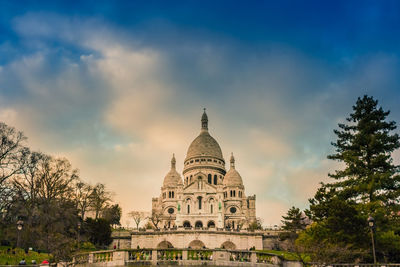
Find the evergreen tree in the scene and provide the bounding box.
[280,206,307,244]
[281,206,306,233]
[305,95,400,262]
[327,95,400,209]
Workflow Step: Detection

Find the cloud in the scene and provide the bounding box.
[1,12,400,227]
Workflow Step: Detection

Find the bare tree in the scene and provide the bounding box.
[149,210,162,230]
[36,155,78,202]
[248,217,263,231]
[74,180,93,220]
[0,122,27,186]
[90,183,112,219]
[12,150,44,204]
[128,211,146,229]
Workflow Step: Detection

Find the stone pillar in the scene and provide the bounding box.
[88,253,94,264]
[217,202,224,228]
[151,250,157,265]
[124,250,130,261]
[113,251,125,266]
[182,250,188,260]
[212,251,218,263]
[250,251,257,264]
[214,250,229,264]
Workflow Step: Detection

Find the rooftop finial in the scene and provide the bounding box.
[201,108,208,131]
[230,152,235,168]
[171,153,176,169]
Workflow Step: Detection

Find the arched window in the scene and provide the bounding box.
[213,175,217,185]
[230,190,233,197]
[187,205,190,214]
[210,204,213,214]
[190,175,193,183]
[233,190,236,197]
[208,174,212,184]
[172,191,174,198]
[186,177,188,184]
[198,196,202,210]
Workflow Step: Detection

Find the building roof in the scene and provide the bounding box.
[185,110,224,161]
[223,153,243,187]
[163,154,183,187]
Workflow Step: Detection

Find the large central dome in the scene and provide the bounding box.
[186,131,223,160]
[184,110,224,162]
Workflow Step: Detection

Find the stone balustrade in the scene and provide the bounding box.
[73,249,285,266]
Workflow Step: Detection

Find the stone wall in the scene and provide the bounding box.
[130,229,263,250]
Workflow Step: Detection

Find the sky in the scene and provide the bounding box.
[0,0,400,227]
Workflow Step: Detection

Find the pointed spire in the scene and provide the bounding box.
[201,108,208,131]
[230,152,235,168]
[171,153,176,169]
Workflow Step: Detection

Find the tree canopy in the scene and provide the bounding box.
[0,121,118,261]
[302,95,400,263]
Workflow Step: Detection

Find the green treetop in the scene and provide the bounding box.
[327,95,400,208]
[282,206,306,233]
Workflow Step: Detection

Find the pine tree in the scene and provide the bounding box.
[326,95,400,210]
[305,95,400,262]
[281,206,306,233]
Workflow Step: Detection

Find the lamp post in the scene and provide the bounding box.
[117,226,121,249]
[368,216,377,265]
[77,222,81,251]
[16,220,23,248]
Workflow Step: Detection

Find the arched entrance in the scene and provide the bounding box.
[183,221,191,228]
[221,241,236,250]
[188,240,206,249]
[195,221,203,228]
[207,220,215,228]
[157,241,174,249]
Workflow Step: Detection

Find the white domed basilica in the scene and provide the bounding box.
[152,110,256,230]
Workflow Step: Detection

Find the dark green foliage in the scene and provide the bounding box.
[0,121,117,261]
[102,204,122,226]
[280,206,307,242]
[281,206,306,233]
[248,217,263,231]
[303,95,400,263]
[84,218,112,248]
[327,95,400,206]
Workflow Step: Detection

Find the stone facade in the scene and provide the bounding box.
[152,110,256,231]
[131,111,259,250]
[130,229,263,250]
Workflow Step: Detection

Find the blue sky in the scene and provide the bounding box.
[0,0,399,226]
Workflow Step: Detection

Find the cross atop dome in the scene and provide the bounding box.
[201,108,208,131]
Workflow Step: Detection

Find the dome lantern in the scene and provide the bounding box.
[230,153,235,168]
[171,153,176,169]
[201,108,208,131]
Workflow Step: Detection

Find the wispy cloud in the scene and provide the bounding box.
[0,11,399,226]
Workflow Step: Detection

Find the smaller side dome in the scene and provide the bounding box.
[163,154,183,187]
[223,153,243,187]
